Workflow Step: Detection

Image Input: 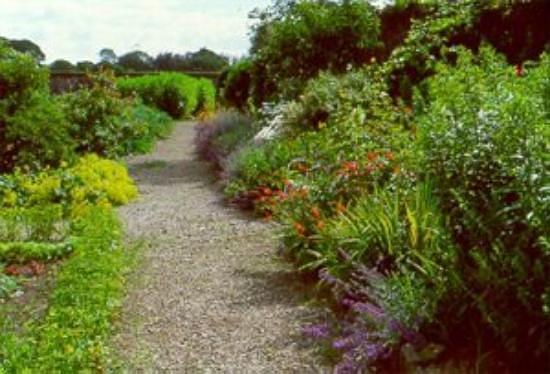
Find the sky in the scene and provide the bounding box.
[0,0,273,63]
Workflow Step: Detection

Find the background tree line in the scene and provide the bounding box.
[0,37,229,73]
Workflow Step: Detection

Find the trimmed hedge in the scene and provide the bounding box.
[117,72,216,118]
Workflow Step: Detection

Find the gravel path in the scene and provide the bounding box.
[114,122,325,372]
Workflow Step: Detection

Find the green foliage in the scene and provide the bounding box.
[0,205,66,242]
[287,66,399,130]
[242,0,382,103]
[49,59,75,72]
[0,271,18,300]
[0,154,138,217]
[123,103,173,154]
[61,70,145,158]
[0,207,137,372]
[210,3,550,366]
[196,78,217,114]
[117,50,153,71]
[0,37,45,62]
[415,46,550,358]
[0,241,73,264]
[219,58,253,110]
[0,42,74,172]
[1,44,169,172]
[118,72,216,118]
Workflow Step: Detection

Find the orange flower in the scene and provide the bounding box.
[311,206,321,219]
[335,201,347,214]
[316,220,326,230]
[293,222,306,236]
[260,187,273,196]
[385,151,394,161]
[367,152,378,162]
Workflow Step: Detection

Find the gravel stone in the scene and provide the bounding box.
[113,122,327,373]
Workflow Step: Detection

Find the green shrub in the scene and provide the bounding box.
[196,78,216,114]
[218,58,253,110]
[415,47,549,361]
[288,66,400,131]
[61,71,146,158]
[121,102,173,154]
[247,0,382,103]
[0,42,74,172]
[118,72,215,118]
[0,155,138,217]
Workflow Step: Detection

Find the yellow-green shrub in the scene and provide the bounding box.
[0,155,137,216]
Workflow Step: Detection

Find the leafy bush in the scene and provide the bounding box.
[0,42,74,172]
[120,103,173,155]
[287,66,401,131]
[118,72,215,118]
[414,47,550,362]
[196,78,216,115]
[226,0,382,105]
[0,155,138,216]
[218,58,253,110]
[61,70,167,158]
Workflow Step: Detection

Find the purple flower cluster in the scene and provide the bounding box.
[302,323,331,340]
[306,259,426,372]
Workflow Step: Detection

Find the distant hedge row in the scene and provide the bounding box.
[117,72,216,118]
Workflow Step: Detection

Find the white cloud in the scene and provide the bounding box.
[0,0,271,62]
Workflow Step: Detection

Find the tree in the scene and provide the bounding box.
[99,48,117,64]
[50,59,75,71]
[185,48,229,71]
[0,37,45,61]
[76,61,95,71]
[118,50,153,71]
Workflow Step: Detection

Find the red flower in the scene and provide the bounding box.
[515,64,524,77]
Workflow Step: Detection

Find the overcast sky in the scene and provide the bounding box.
[0,0,272,63]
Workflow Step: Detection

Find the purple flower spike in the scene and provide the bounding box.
[302,323,331,340]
